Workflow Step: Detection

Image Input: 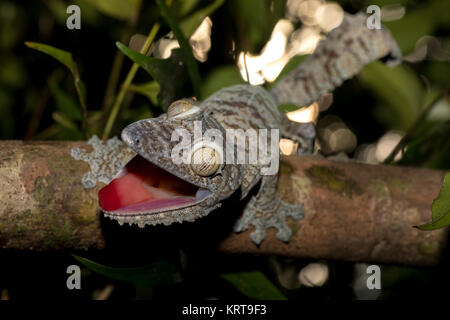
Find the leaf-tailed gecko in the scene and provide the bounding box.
[73,13,401,245]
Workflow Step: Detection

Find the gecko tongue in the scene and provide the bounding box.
[98,155,199,213]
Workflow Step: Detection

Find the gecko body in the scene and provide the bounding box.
[95,13,401,244]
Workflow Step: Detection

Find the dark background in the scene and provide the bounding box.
[0,0,449,300]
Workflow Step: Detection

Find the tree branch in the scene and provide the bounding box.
[0,141,447,266]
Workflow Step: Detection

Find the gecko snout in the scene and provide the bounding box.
[121,124,141,147]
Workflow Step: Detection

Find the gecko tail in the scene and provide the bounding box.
[270,12,402,107]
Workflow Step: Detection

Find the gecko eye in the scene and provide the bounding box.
[167,99,201,119]
[189,141,223,177]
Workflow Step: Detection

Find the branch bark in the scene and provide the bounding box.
[0,141,447,266]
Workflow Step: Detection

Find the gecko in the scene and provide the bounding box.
[91,13,402,245]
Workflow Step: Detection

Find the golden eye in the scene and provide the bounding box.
[190,143,222,177]
[167,100,194,118]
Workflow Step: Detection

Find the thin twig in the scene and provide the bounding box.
[102,23,160,140]
[383,88,448,164]
[102,0,142,113]
[74,77,88,139]
[101,21,138,113]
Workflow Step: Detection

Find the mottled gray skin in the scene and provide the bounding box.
[110,103,240,227]
[71,135,136,189]
[272,12,401,107]
[106,85,313,244]
[103,12,401,244]
[197,85,314,244]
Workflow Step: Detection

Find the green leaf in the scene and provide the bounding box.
[156,0,201,97]
[86,0,141,20]
[116,42,187,109]
[172,0,201,17]
[279,103,301,113]
[48,77,82,121]
[220,271,287,300]
[425,61,450,88]
[398,120,450,169]
[431,172,450,221]
[73,255,178,287]
[358,62,425,130]
[417,172,450,230]
[25,41,78,75]
[25,41,88,136]
[201,65,244,99]
[129,81,160,106]
[179,0,225,38]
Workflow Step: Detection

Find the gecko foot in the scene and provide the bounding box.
[234,182,304,245]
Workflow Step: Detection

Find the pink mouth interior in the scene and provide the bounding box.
[98,155,200,214]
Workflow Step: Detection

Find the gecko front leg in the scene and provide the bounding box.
[234,174,304,245]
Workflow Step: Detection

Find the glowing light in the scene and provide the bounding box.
[286,102,319,123]
[237,1,345,84]
[376,131,404,162]
[279,139,298,155]
[413,36,450,62]
[238,52,265,85]
[261,56,290,82]
[354,143,378,164]
[286,0,303,21]
[298,263,329,287]
[153,17,213,61]
[316,115,357,155]
[190,17,213,62]
[297,0,323,26]
[129,34,149,54]
[428,97,450,121]
[328,127,357,154]
[261,19,293,62]
[288,27,321,55]
[154,33,180,59]
[403,42,427,63]
[381,4,406,22]
[315,2,344,32]
[238,19,293,85]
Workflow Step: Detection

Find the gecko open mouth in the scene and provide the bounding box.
[98,155,211,215]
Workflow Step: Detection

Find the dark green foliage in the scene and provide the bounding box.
[116,43,188,109]
[74,255,179,287]
[220,271,287,300]
[417,171,450,230]
[156,0,202,98]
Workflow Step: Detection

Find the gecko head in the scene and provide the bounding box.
[98,99,240,226]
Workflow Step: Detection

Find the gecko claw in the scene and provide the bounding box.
[234,185,304,245]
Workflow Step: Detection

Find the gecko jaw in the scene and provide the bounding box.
[98,155,212,215]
